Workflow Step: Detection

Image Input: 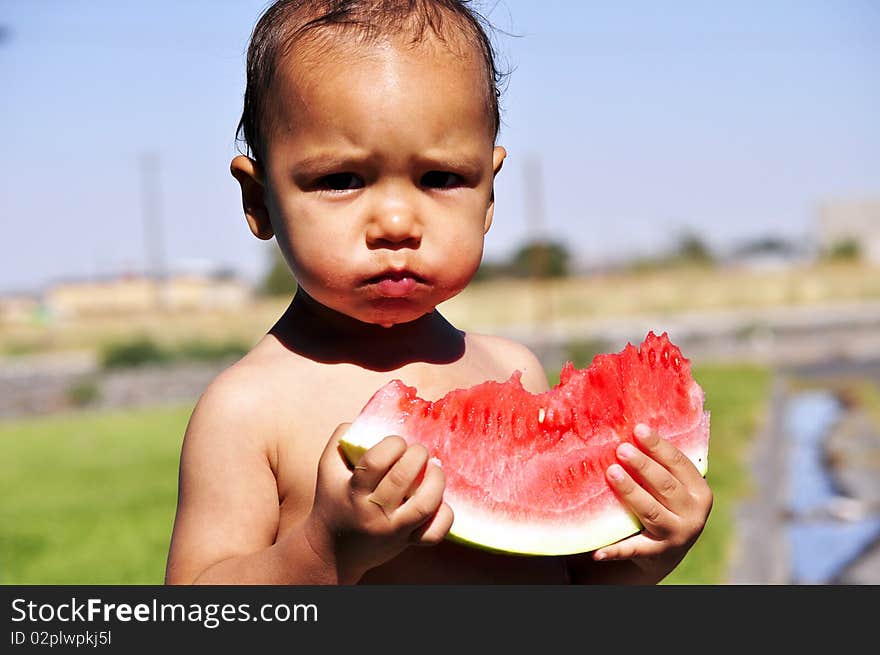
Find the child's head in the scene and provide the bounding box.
[231,0,508,328]
[235,0,503,165]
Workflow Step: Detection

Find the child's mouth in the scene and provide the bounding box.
[366,270,424,298]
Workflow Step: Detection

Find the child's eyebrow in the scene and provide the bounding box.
[293,152,372,172]
[414,153,484,175]
[292,151,486,175]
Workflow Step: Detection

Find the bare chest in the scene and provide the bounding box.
[272,357,497,520]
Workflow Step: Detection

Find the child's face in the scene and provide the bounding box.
[234,34,505,328]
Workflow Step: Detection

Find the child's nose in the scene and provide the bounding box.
[365,193,422,249]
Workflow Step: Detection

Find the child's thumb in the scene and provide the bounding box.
[317,422,354,482]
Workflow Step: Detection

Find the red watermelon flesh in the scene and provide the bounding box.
[340,331,710,556]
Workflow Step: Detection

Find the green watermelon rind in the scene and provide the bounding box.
[339,411,710,556]
[443,498,644,556]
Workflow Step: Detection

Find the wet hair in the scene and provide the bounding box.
[235,0,505,163]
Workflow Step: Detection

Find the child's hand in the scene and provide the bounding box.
[305,423,453,583]
[593,423,713,578]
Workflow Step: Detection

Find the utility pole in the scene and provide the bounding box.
[523,154,552,333]
[139,151,167,309]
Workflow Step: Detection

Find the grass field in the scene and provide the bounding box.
[0,363,771,585]
[0,405,191,584]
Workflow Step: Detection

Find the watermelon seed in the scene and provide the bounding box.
[538,407,546,424]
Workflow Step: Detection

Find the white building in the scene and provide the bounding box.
[817,197,880,263]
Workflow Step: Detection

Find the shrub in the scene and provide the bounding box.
[176,340,248,362]
[102,338,170,369]
[825,239,861,262]
[67,379,101,407]
[564,338,611,368]
[100,337,249,370]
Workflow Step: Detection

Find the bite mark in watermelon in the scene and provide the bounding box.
[340,331,710,556]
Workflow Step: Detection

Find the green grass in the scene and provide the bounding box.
[0,363,771,585]
[0,405,192,584]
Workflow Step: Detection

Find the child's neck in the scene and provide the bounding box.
[268,289,465,371]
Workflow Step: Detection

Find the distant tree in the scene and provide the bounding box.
[733,236,798,257]
[261,246,298,297]
[510,240,571,278]
[825,238,861,262]
[471,259,512,282]
[672,230,714,266]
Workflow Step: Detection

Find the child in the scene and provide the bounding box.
[165,0,712,585]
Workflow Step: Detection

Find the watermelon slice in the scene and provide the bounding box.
[340,331,709,556]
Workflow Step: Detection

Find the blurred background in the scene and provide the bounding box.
[1,0,878,584]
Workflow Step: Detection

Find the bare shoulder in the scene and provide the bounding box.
[465,332,550,393]
[165,340,293,583]
[175,345,279,446]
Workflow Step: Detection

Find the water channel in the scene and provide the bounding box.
[784,389,880,584]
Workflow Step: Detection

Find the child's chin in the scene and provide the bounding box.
[370,313,426,329]
[361,304,433,328]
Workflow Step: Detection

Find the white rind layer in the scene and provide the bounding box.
[340,411,710,556]
[342,415,407,452]
[682,411,711,477]
[446,495,643,555]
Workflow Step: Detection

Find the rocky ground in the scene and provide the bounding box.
[0,353,228,419]
[824,403,880,583]
[826,410,880,512]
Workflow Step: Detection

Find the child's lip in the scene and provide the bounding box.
[362,268,427,299]
[364,268,426,285]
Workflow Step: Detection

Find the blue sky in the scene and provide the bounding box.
[2,0,878,293]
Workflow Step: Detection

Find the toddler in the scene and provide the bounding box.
[165,0,712,585]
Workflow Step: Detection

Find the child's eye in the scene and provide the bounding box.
[318,173,363,192]
[421,171,464,189]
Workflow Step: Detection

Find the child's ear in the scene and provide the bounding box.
[484,146,507,234]
[230,155,274,240]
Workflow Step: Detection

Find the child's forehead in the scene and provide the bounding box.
[279,26,485,85]
[237,1,501,163]
[264,28,493,130]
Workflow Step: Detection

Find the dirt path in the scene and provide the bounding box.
[726,375,790,583]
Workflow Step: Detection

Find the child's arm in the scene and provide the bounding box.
[565,424,714,584]
[165,372,451,585]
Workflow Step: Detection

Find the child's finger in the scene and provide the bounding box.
[615,441,690,513]
[349,435,408,493]
[397,461,446,531]
[605,463,674,538]
[368,443,429,511]
[410,502,454,546]
[633,424,707,491]
[318,422,355,485]
[593,532,664,562]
